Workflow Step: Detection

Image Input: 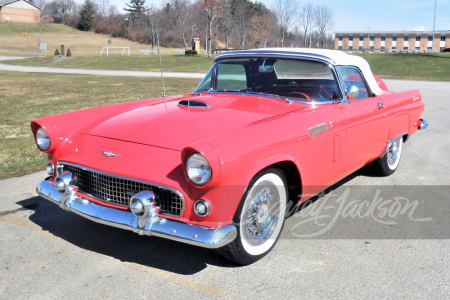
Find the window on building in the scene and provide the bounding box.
[381,46,385,53]
[441,47,446,52]
[415,47,420,51]
[428,47,433,51]
[393,35,397,41]
[338,46,343,50]
[349,35,353,41]
[359,46,363,50]
[392,46,396,50]
[381,36,386,41]
[370,35,374,41]
[428,35,434,41]
[403,46,409,51]
[339,35,343,41]
[359,34,364,40]
[349,46,353,50]
[416,36,421,41]
[404,35,409,42]
[441,35,446,42]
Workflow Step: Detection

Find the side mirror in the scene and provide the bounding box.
[347,85,360,100]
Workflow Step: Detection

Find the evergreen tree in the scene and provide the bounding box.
[79,0,96,31]
[124,0,146,29]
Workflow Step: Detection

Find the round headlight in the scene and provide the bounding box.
[186,153,212,186]
[36,127,51,151]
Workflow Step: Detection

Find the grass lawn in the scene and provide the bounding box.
[0,71,200,179]
[2,51,449,80]
[3,55,215,73]
[356,52,450,81]
[0,23,182,56]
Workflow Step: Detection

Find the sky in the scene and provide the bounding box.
[106,0,450,33]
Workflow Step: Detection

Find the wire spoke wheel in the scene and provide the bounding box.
[218,168,287,265]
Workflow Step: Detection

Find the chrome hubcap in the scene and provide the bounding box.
[243,183,280,247]
[387,138,400,167]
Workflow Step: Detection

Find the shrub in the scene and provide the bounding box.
[185,49,198,55]
[54,48,61,56]
[66,48,72,57]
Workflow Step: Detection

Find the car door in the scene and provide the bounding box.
[338,66,390,172]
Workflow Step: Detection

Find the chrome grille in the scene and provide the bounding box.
[61,164,183,216]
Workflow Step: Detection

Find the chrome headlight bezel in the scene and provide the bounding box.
[36,127,51,151]
[186,153,212,186]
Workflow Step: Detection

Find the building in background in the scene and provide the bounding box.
[0,0,41,23]
[335,31,450,53]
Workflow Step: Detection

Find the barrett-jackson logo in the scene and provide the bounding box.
[102,151,120,157]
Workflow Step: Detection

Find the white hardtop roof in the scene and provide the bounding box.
[216,48,383,95]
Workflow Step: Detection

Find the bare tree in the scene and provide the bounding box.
[146,4,159,50]
[273,0,298,47]
[314,4,334,48]
[234,0,253,50]
[53,0,76,23]
[34,1,49,57]
[197,0,224,56]
[299,2,314,48]
[217,0,234,49]
[250,14,275,48]
[170,0,190,49]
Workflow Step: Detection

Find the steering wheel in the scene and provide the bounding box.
[292,83,331,101]
[286,92,311,101]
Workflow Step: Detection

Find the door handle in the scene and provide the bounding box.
[377,103,385,109]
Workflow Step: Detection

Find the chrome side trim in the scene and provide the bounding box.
[419,119,429,130]
[57,162,185,217]
[36,179,236,249]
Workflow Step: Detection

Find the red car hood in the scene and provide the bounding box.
[84,93,303,150]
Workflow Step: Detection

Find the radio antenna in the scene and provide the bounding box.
[157,33,166,98]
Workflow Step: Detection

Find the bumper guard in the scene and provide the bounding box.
[36,178,236,249]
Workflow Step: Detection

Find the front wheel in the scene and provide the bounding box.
[372,136,403,176]
[218,168,288,265]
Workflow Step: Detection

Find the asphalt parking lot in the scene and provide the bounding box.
[0,79,449,299]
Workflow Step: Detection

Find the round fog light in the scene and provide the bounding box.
[46,163,55,176]
[194,199,210,217]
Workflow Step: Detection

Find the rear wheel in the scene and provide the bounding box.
[372,136,403,176]
[218,168,287,265]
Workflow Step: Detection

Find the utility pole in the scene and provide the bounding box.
[433,0,437,52]
[433,0,437,32]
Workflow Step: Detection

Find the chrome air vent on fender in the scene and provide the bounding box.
[178,99,209,108]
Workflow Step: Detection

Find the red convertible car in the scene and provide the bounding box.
[32,48,427,264]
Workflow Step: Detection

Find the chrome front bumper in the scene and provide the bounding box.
[419,119,429,130]
[36,178,236,249]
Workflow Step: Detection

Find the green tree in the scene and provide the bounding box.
[79,0,96,31]
[124,0,146,29]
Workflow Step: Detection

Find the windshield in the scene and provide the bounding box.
[194,57,342,102]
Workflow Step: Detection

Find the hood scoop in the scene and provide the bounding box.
[178,99,209,109]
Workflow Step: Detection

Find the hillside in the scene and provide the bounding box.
[0,23,164,56]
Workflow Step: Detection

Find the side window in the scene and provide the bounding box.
[338,66,369,100]
[217,63,247,90]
